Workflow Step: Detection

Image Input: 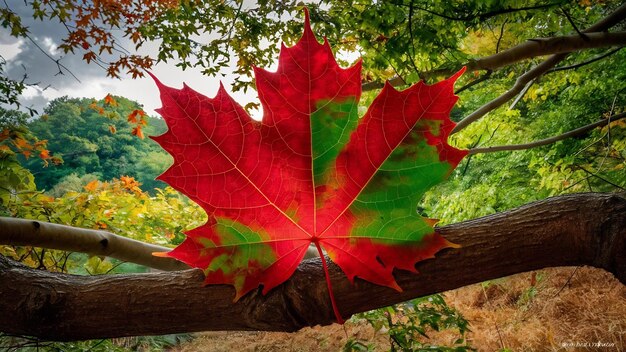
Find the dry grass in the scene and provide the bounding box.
[174,266,625,351]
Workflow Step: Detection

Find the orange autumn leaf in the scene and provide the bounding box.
[127,109,146,124]
[83,51,97,63]
[0,128,9,142]
[127,110,138,123]
[39,149,50,159]
[104,94,117,106]
[109,125,117,134]
[131,126,144,139]
[84,180,100,192]
[13,138,32,150]
[0,145,13,154]
[34,140,48,148]
[119,175,142,193]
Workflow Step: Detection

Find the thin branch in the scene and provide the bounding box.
[547,47,623,73]
[452,52,567,133]
[403,2,565,22]
[363,31,626,92]
[407,0,423,81]
[496,19,508,54]
[24,35,81,83]
[509,78,536,109]
[468,112,626,155]
[467,31,626,73]
[575,165,625,190]
[452,29,626,133]
[455,70,492,94]
[560,7,587,40]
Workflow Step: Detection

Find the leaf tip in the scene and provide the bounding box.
[152,251,171,258]
[303,7,310,29]
[145,71,162,86]
[445,239,462,249]
[449,66,467,87]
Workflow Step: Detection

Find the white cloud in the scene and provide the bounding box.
[0,39,24,61]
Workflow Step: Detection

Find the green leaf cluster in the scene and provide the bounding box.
[345,294,474,352]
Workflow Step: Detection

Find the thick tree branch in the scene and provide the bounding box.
[468,112,626,155]
[1,193,624,340]
[0,217,189,271]
[464,31,626,72]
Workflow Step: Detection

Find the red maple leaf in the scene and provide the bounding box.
[151,10,467,323]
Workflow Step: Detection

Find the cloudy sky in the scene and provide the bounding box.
[0,2,280,119]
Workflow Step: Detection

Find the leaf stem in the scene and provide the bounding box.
[314,241,344,324]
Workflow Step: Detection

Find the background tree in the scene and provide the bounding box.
[0,0,624,348]
[22,96,170,193]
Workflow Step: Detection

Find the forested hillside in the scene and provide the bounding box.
[21,96,170,194]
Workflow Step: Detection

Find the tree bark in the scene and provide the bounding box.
[1,193,624,341]
[0,217,189,271]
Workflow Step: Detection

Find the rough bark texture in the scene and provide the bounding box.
[1,193,624,341]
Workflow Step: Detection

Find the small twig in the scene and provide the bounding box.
[455,70,492,94]
[496,19,508,54]
[407,0,424,81]
[560,7,588,41]
[224,0,244,54]
[552,266,580,298]
[576,165,625,190]
[481,285,506,350]
[509,78,536,110]
[547,47,623,73]
[469,112,626,155]
[395,1,565,22]
[23,34,81,83]
[104,259,128,274]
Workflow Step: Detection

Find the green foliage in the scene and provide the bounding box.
[423,48,626,224]
[0,115,51,212]
[0,333,192,352]
[1,172,204,350]
[345,294,474,352]
[3,177,205,249]
[21,96,171,193]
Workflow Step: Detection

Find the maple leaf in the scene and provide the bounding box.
[151,10,467,322]
[103,94,117,107]
[84,179,100,192]
[38,149,50,159]
[131,126,144,139]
